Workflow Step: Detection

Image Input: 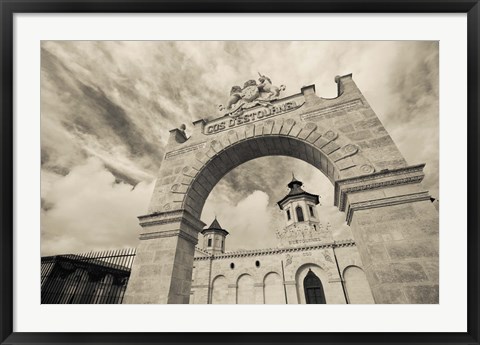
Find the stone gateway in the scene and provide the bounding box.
[122,74,439,304]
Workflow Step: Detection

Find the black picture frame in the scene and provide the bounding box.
[1,1,478,344]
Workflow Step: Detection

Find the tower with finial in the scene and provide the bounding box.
[276,175,329,246]
[201,217,229,255]
[277,174,320,225]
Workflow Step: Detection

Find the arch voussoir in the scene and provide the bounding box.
[271,119,284,134]
[245,124,255,138]
[195,152,210,164]
[323,141,341,155]
[263,120,275,134]
[210,139,225,153]
[288,122,303,137]
[280,119,296,135]
[227,130,239,145]
[330,144,359,162]
[205,148,217,159]
[297,123,317,140]
[306,131,321,144]
[254,122,265,137]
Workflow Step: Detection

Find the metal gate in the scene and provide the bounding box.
[41,248,136,304]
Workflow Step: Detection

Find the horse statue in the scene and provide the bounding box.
[257,72,286,101]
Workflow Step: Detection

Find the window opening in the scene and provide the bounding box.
[296,206,304,222]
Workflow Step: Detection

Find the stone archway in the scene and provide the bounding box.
[123,74,439,304]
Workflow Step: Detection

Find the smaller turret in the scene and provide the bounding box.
[201,218,229,255]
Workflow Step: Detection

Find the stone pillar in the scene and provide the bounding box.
[335,165,439,304]
[227,284,237,304]
[284,281,298,304]
[254,283,265,304]
[123,210,204,304]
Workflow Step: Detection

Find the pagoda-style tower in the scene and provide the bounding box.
[277,175,320,226]
[276,175,331,246]
[201,218,229,255]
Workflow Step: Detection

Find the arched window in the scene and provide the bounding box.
[286,209,291,220]
[303,269,326,304]
[296,206,304,222]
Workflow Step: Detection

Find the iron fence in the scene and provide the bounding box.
[41,248,136,304]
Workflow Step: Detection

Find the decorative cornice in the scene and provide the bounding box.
[336,163,425,185]
[334,164,426,212]
[139,229,198,245]
[138,209,206,232]
[345,191,431,225]
[193,240,356,261]
[164,141,208,160]
[138,209,184,221]
[194,246,212,256]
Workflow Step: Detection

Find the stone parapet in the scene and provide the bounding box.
[193,239,356,261]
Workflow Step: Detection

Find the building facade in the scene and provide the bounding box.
[190,177,374,304]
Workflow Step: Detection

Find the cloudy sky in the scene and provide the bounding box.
[40,41,438,255]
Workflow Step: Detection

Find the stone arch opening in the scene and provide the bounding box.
[181,129,374,220]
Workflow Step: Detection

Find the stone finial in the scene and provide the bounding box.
[168,124,188,144]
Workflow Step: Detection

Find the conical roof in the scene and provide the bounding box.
[208,217,223,230]
[201,217,229,236]
[277,175,320,210]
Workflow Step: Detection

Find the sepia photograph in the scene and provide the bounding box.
[40,41,439,305]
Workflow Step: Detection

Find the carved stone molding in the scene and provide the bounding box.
[138,209,206,238]
[164,142,207,160]
[345,191,431,225]
[139,228,199,245]
[334,164,426,212]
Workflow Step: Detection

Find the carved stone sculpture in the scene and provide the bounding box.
[218,74,286,117]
